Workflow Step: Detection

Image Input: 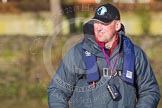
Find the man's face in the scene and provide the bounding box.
[94,20,120,43]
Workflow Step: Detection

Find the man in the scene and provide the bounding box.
[48,3,160,108]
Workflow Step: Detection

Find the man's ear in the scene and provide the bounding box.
[115,21,121,31]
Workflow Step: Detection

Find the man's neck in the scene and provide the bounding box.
[105,34,119,56]
[104,35,116,49]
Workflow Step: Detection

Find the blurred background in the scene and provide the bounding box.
[0,0,162,108]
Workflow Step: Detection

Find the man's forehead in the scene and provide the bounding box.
[93,20,112,25]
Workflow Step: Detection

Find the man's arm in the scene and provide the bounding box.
[135,48,160,108]
[48,46,80,108]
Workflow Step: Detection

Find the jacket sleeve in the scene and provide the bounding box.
[135,48,160,108]
[48,46,80,108]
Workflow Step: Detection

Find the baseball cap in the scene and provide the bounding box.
[92,3,120,23]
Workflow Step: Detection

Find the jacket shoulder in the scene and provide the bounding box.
[63,42,84,69]
[133,44,146,59]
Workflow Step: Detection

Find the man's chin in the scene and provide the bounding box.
[98,40,106,43]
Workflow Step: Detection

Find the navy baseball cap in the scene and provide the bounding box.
[92,3,120,23]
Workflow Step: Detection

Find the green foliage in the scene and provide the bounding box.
[135,8,151,35]
[26,83,46,98]
[0,73,20,98]
[61,0,75,4]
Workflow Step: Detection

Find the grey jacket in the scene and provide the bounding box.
[48,21,160,108]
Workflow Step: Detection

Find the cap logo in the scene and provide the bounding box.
[97,6,107,16]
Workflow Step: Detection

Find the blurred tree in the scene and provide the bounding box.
[8,0,49,2]
[112,0,138,3]
[62,0,76,33]
[50,0,62,35]
[50,0,76,34]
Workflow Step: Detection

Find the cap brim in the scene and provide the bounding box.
[90,17,113,24]
[89,19,109,24]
